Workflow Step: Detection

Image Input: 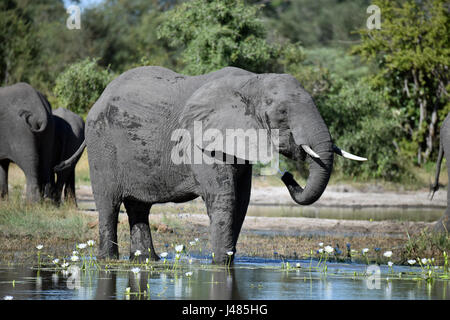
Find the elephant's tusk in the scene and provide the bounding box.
[301,145,321,159]
[333,145,367,161]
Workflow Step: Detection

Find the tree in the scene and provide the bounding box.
[157,0,281,75]
[0,0,38,85]
[53,58,114,115]
[352,0,450,165]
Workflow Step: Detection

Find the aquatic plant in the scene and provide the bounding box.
[227,251,234,268]
[36,244,43,267]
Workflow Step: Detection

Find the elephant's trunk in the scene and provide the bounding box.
[281,131,334,205]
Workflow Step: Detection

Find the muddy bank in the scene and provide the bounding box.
[76,183,441,240]
[77,184,448,208]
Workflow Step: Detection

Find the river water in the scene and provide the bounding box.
[1,258,448,300]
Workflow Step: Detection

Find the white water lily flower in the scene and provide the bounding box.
[194,238,199,242]
[407,259,416,265]
[70,255,79,262]
[189,241,196,246]
[296,263,301,268]
[125,287,131,294]
[72,250,79,256]
[421,258,428,265]
[175,245,184,253]
[318,249,324,254]
[324,246,334,254]
[77,243,87,250]
[61,262,69,268]
[160,252,168,258]
[175,254,180,260]
[134,250,142,256]
[3,296,13,300]
[52,259,59,264]
[36,245,43,250]
[319,242,324,247]
[383,251,393,258]
[388,261,394,267]
[87,240,95,247]
[362,248,369,254]
[185,272,193,277]
[131,267,140,274]
[227,251,234,256]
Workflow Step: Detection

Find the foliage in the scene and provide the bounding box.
[0,0,39,86]
[321,80,406,180]
[157,0,281,75]
[266,0,371,47]
[53,58,114,115]
[352,0,450,165]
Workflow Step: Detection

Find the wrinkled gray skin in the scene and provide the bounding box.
[52,108,85,205]
[60,66,336,264]
[0,82,55,202]
[430,112,450,233]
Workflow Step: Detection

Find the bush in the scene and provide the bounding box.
[157,0,281,75]
[53,58,114,115]
[320,80,407,181]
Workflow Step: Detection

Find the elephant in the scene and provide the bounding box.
[52,107,85,205]
[430,112,450,233]
[56,66,366,263]
[0,82,55,202]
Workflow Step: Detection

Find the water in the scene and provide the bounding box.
[246,205,444,222]
[1,259,448,300]
[79,199,445,222]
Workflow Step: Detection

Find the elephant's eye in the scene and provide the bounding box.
[265,98,273,105]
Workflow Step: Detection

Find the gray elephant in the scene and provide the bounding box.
[52,107,85,205]
[430,112,450,233]
[0,82,55,202]
[56,66,365,263]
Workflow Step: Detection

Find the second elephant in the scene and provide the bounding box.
[52,108,85,204]
[430,112,450,233]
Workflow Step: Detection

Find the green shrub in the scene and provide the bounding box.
[320,80,408,181]
[157,0,281,75]
[53,58,114,115]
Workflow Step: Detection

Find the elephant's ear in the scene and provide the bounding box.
[177,76,275,164]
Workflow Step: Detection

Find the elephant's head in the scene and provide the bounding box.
[13,83,52,133]
[178,73,366,205]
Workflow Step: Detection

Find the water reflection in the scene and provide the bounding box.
[0,263,449,300]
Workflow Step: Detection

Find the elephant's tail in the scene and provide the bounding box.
[54,140,86,172]
[430,142,444,200]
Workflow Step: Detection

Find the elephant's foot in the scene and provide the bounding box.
[98,233,119,260]
[97,247,119,260]
[433,215,450,234]
[130,223,159,262]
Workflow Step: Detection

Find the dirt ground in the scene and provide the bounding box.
[76,183,446,240]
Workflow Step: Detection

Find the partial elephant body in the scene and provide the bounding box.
[79,66,363,263]
[431,113,450,232]
[0,82,55,202]
[52,107,85,204]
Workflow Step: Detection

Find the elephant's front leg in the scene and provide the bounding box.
[206,192,237,264]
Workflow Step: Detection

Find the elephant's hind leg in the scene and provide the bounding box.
[63,169,77,206]
[124,199,159,262]
[0,159,9,199]
[96,195,121,260]
[0,160,10,199]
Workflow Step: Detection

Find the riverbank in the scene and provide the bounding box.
[1,182,449,266]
